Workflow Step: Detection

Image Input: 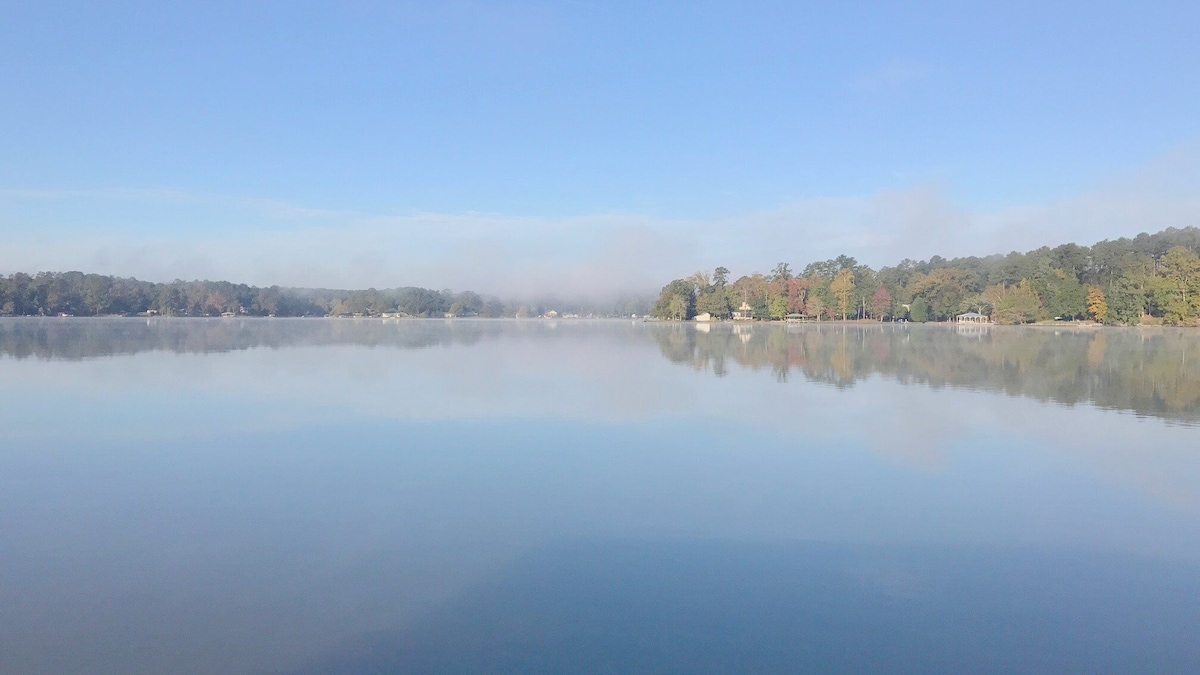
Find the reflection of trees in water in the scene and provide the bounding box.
[5,318,1197,424]
[650,324,1200,424]
[0,318,646,361]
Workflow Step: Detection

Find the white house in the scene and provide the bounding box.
[956,311,989,324]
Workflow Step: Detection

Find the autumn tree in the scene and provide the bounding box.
[808,294,825,321]
[830,268,856,320]
[786,277,810,314]
[1086,286,1108,323]
[870,286,892,320]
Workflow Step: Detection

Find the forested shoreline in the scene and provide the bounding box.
[0,274,501,318]
[651,226,1200,325]
[5,226,1199,323]
[0,273,650,319]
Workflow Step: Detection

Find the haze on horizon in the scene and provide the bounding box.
[2,1,1198,297]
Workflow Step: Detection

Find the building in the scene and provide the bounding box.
[956,311,989,324]
[785,313,808,323]
[732,302,754,321]
[694,312,712,322]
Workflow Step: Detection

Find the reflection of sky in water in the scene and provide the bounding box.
[1,320,1199,673]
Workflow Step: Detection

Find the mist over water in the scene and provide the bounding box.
[2,318,1199,673]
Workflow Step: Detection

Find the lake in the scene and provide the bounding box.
[1,318,1199,674]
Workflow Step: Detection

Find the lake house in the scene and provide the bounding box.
[956,311,989,324]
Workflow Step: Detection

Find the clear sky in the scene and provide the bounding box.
[2,1,1198,295]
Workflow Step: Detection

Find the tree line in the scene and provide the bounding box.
[0,270,657,319]
[651,226,1200,325]
[0,273,509,318]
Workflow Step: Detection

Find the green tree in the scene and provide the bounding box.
[1159,246,1200,323]
[909,297,927,322]
[1107,277,1145,324]
[768,295,788,319]
[651,279,697,320]
[1034,267,1086,319]
[994,280,1043,324]
[908,268,968,321]
[696,287,732,318]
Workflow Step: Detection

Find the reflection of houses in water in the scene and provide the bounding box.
[733,302,754,321]
[696,322,711,333]
[955,311,990,338]
[732,323,753,343]
[646,323,1200,425]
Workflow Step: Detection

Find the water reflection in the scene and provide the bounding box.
[0,316,509,359]
[651,323,1200,424]
[2,318,1200,673]
[2,318,1197,424]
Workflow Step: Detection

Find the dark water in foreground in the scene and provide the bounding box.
[1,318,1198,674]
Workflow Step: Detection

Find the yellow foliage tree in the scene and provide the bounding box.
[830,269,855,320]
[1086,286,1108,323]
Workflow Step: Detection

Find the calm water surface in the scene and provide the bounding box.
[1,318,1199,674]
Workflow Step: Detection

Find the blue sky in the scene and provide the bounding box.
[2,1,1198,294]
